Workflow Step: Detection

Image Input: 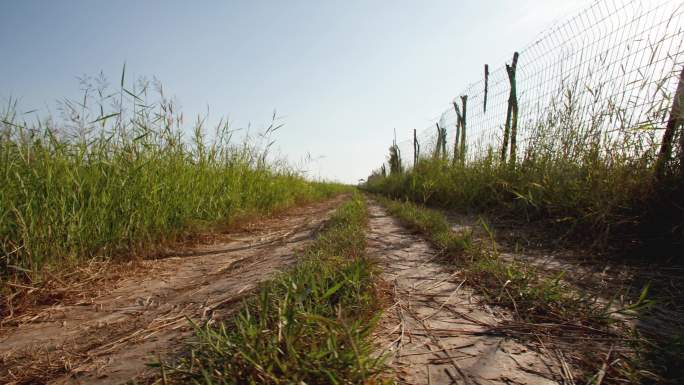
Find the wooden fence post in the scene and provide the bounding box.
[507,52,520,165]
[501,52,519,164]
[433,123,440,159]
[435,122,447,159]
[413,128,419,166]
[460,95,468,164]
[484,64,490,113]
[440,123,447,159]
[453,101,462,163]
[656,66,684,179]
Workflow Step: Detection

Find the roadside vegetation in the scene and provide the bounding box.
[374,196,621,327]
[363,41,684,383]
[0,73,346,280]
[365,115,684,252]
[366,43,684,252]
[158,193,385,384]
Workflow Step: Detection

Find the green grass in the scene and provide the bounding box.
[367,154,682,251]
[374,196,472,255]
[365,88,684,251]
[0,76,348,281]
[374,196,603,323]
[160,193,386,384]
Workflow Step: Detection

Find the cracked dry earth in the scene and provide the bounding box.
[0,195,348,385]
[367,201,562,385]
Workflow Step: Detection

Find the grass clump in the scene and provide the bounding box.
[375,196,589,323]
[375,196,471,255]
[161,193,386,384]
[0,74,347,282]
[367,151,682,251]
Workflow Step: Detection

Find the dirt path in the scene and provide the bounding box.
[444,210,684,353]
[445,211,627,294]
[0,195,348,385]
[367,200,563,385]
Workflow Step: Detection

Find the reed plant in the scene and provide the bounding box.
[366,83,684,249]
[0,72,345,280]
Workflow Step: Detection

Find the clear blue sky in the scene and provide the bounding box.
[1,0,586,183]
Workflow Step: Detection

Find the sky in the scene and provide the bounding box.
[1,0,590,183]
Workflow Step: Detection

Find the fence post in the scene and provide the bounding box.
[501,52,519,164]
[453,101,462,163]
[460,95,468,164]
[433,123,440,159]
[484,64,489,113]
[435,122,447,159]
[656,66,684,179]
[413,128,419,166]
[443,123,447,159]
[507,52,520,166]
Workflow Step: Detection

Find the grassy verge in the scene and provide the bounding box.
[374,196,611,324]
[0,77,348,283]
[160,193,386,384]
[366,154,683,252]
[373,195,660,383]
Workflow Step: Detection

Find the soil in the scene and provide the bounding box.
[4,194,679,384]
[443,209,684,383]
[0,195,348,385]
[367,200,564,385]
[444,210,684,350]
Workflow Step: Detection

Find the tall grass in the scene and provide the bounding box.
[0,73,345,279]
[366,84,684,249]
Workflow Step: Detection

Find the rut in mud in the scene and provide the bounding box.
[0,195,348,385]
[367,200,563,385]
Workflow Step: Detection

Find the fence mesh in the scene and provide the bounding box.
[390,0,684,169]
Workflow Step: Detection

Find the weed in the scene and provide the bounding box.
[0,73,347,283]
[365,80,684,251]
[159,193,387,384]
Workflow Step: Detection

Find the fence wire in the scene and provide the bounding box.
[390,0,684,169]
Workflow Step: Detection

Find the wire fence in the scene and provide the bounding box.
[390,0,684,169]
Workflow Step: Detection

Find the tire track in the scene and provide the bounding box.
[367,200,562,385]
[0,195,348,385]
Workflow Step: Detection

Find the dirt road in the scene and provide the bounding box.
[0,195,348,385]
[367,201,562,385]
[8,195,666,384]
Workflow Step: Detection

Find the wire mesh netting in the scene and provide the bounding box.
[391,0,684,169]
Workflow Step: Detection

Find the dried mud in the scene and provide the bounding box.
[367,201,563,385]
[0,195,348,385]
